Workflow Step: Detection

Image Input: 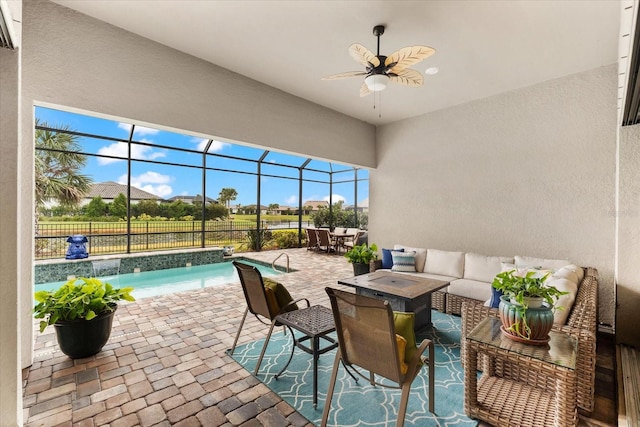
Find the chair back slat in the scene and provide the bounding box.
[233,261,273,320]
[326,287,403,383]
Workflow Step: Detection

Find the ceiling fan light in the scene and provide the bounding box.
[365,74,389,91]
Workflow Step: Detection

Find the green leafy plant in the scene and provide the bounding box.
[492,269,568,339]
[273,230,300,249]
[242,229,273,251]
[344,243,379,264]
[492,269,567,308]
[34,277,135,333]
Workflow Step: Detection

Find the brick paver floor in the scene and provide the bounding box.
[24,248,354,427]
[23,248,615,426]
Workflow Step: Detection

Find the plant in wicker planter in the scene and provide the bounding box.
[344,243,378,276]
[492,269,567,344]
[34,277,135,358]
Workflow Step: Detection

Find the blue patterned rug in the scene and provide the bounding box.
[229,310,477,426]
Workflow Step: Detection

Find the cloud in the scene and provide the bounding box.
[97,141,166,165]
[118,123,160,136]
[117,171,173,198]
[323,194,346,204]
[191,137,228,153]
[285,195,297,205]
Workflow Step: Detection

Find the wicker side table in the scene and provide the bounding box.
[464,317,578,427]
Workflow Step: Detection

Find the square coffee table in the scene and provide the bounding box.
[337,271,449,331]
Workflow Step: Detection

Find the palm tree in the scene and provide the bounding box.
[218,188,238,217]
[35,120,92,240]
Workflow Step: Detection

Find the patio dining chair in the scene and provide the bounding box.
[230,261,310,375]
[305,227,318,251]
[342,230,362,251]
[316,228,337,253]
[322,287,435,427]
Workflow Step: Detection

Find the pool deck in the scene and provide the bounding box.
[23,248,616,426]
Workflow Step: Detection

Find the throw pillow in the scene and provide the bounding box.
[391,251,416,272]
[395,334,409,375]
[263,278,298,317]
[393,311,417,365]
[382,248,404,269]
[489,286,503,308]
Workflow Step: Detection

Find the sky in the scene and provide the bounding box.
[35,106,369,208]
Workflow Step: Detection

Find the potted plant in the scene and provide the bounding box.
[492,269,567,344]
[344,243,378,276]
[34,277,135,358]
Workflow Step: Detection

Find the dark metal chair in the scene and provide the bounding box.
[229,261,309,375]
[322,287,435,427]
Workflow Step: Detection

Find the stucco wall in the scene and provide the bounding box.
[0,0,23,424]
[617,123,640,347]
[22,0,375,167]
[371,65,618,327]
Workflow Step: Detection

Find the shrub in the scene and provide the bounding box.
[273,230,300,249]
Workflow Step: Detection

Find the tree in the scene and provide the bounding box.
[86,197,108,218]
[218,188,238,217]
[110,193,128,219]
[132,200,160,217]
[35,119,92,215]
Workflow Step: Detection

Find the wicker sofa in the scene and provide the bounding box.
[377,245,599,412]
[461,267,599,413]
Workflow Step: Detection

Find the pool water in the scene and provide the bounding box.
[34,260,282,300]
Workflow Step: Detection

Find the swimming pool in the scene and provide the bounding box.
[34,260,282,300]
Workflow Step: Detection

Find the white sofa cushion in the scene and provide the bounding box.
[464,253,514,283]
[394,244,427,272]
[424,249,465,278]
[545,277,578,325]
[514,255,571,271]
[553,264,584,283]
[447,279,492,302]
[415,272,458,283]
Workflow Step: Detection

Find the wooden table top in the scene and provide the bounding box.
[337,271,449,300]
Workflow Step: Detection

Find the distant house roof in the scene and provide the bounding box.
[167,195,216,204]
[243,204,269,210]
[86,181,162,201]
[304,200,329,210]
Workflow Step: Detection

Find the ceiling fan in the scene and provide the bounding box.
[322,25,436,97]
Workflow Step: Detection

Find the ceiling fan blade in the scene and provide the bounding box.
[389,69,424,87]
[349,43,380,68]
[322,71,368,80]
[360,81,371,97]
[385,46,435,73]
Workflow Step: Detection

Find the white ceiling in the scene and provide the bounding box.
[52,0,621,125]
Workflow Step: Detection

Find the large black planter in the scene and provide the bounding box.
[352,262,370,276]
[53,306,116,359]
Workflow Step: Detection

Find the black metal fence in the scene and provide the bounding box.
[35,219,312,259]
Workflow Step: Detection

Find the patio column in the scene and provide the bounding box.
[0,1,24,424]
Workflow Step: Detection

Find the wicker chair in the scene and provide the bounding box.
[229,261,310,375]
[461,267,599,413]
[322,287,434,427]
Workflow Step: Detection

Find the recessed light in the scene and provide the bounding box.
[425,67,439,75]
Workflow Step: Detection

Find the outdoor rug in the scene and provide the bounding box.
[229,310,477,426]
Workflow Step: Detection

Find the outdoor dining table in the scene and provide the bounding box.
[330,231,356,254]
